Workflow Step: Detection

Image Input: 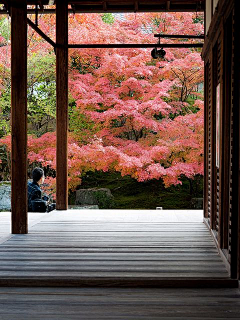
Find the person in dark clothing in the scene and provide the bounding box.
[28,167,55,212]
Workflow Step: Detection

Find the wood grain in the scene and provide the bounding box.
[0,287,239,319]
[0,211,237,288]
[56,0,68,210]
[11,0,28,234]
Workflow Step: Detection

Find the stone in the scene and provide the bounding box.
[190,197,203,209]
[68,205,99,210]
[0,181,11,211]
[75,188,115,209]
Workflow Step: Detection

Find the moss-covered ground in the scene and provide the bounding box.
[69,171,203,210]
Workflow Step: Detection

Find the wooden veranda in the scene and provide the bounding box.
[0,0,240,287]
[0,210,238,288]
[2,0,205,234]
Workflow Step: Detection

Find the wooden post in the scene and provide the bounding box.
[231,0,240,279]
[218,24,224,247]
[210,48,215,231]
[204,60,209,219]
[221,14,232,250]
[237,0,240,283]
[11,0,28,234]
[56,0,68,210]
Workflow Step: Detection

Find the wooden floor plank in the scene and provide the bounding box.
[0,210,237,288]
[0,287,240,319]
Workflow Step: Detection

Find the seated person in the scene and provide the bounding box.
[28,167,55,212]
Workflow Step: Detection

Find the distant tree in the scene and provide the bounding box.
[0,12,204,193]
[0,16,11,137]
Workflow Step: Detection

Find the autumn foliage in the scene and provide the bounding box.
[0,12,204,195]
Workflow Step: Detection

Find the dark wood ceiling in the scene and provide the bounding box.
[1,1,205,13]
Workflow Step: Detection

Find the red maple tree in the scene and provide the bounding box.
[0,12,204,195]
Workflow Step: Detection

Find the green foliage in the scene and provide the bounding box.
[193,14,204,24]
[0,14,11,139]
[69,103,97,144]
[185,96,201,112]
[70,56,101,74]
[0,144,11,181]
[71,57,92,74]
[0,117,10,137]
[27,53,56,136]
[94,189,115,209]
[0,16,10,41]
[0,52,57,138]
[77,171,203,209]
[0,87,11,138]
[101,13,115,24]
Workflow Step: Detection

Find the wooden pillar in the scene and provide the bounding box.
[56,0,68,210]
[217,25,224,247]
[203,60,209,219]
[231,0,240,279]
[237,0,240,282]
[210,49,215,231]
[221,14,232,250]
[11,0,28,234]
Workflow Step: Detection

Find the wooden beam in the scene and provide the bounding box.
[0,7,205,14]
[0,0,206,14]
[134,1,138,12]
[166,1,170,11]
[202,0,234,59]
[56,0,68,210]
[11,0,28,234]
[154,34,205,39]
[27,18,56,48]
[68,43,203,49]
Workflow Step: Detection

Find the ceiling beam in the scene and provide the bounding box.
[27,17,56,48]
[166,1,170,11]
[0,0,205,14]
[154,34,205,39]
[68,43,203,48]
[0,8,204,14]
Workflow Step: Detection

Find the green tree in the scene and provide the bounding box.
[101,13,115,24]
[27,53,56,136]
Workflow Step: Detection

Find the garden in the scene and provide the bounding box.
[0,11,204,209]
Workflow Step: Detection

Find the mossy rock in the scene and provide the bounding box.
[0,181,11,211]
[77,171,203,209]
[75,188,115,209]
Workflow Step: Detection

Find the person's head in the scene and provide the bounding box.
[32,167,45,185]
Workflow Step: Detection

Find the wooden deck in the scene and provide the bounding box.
[0,212,48,244]
[0,210,238,288]
[0,287,240,320]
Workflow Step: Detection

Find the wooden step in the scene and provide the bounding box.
[0,277,238,288]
